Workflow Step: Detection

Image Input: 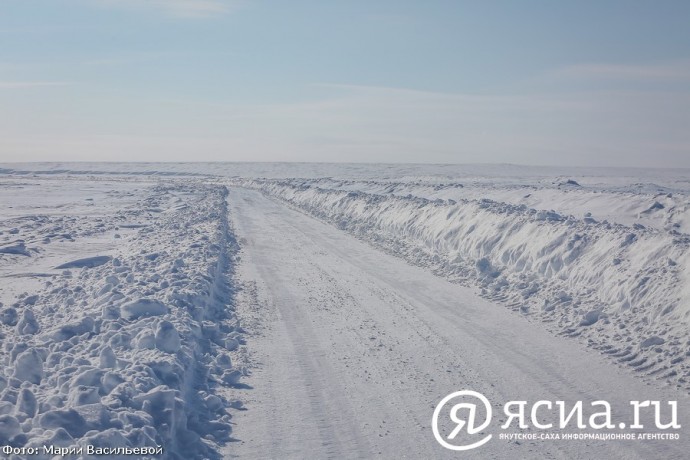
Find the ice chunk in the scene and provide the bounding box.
[101,372,124,395]
[67,385,101,406]
[15,388,37,417]
[16,309,39,335]
[224,337,239,351]
[204,394,224,413]
[579,310,601,327]
[133,329,156,349]
[120,299,168,321]
[0,308,18,326]
[13,349,43,384]
[213,354,232,373]
[39,409,88,437]
[221,370,242,386]
[53,316,95,341]
[155,321,181,354]
[44,427,75,448]
[0,415,21,444]
[72,367,105,388]
[99,346,117,369]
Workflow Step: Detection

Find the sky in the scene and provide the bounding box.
[0,1,689,167]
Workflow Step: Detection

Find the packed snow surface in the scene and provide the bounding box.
[1,163,690,459]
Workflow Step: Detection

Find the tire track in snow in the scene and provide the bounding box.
[225,188,690,460]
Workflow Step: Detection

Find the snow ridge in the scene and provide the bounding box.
[0,183,243,459]
[245,179,690,391]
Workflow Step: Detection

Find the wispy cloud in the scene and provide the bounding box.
[313,83,592,112]
[92,0,242,18]
[0,81,70,89]
[555,60,690,81]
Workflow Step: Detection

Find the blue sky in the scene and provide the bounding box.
[1,1,689,166]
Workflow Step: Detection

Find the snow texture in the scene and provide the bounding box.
[2,163,690,458]
[0,181,242,459]
[241,177,690,391]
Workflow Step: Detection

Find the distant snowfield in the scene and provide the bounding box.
[1,163,689,459]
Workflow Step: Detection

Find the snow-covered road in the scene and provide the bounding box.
[225,187,690,459]
[1,169,687,459]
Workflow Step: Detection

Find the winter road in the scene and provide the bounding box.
[224,187,690,459]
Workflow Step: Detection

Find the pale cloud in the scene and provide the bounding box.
[554,60,690,81]
[92,0,242,17]
[313,83,593,112]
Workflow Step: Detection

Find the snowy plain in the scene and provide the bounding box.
[1,162,690,459]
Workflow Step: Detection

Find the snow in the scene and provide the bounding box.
[119,299,168,321]
[223,186,690,459]
[0,243,32,257]
[240,176,690,392]
[1,178,243,458]
[1,163,690,458]
[55,256,112,269]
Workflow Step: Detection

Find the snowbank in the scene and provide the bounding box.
[245,179,690,391]
[0,183,243,459]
